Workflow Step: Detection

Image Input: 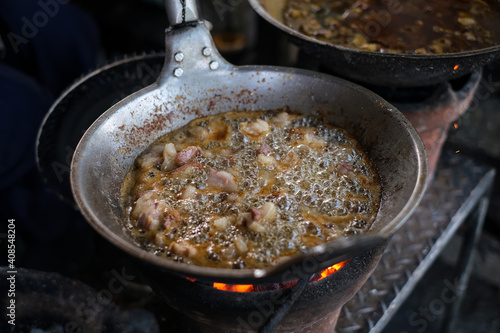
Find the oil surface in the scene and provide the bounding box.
[123,109,381,269]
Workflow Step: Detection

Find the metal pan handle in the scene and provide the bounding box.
[165,0,199,26]
[159,0,232,86]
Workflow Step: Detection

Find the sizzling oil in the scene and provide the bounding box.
[123,110,381,269]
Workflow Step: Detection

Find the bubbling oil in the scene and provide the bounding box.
[123,109,381,269]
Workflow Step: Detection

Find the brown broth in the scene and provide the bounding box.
[285,0,500,54]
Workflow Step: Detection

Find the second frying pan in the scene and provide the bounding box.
[249,0,500,87]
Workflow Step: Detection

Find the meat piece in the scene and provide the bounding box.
[188,126,208,140]
[257,154,276,166]
[170,241,198,258]
[131,192,168,231]
[247,219,265,233]
[131,191,157,219]
[179,185,197,200]
[256,143,272,155]
[237,212,265,233]
[131,191,179,232]
[233,235,248,253]
[135,202,166,231]
[206,169,238,192]
[162,143,177,171]
[271,112,292,125]
[175,146,201,166]
[167,161,202,176]
[280,152,300,167]
[239,202,277,233]
[138,145,163,168]
[213,217,231,230]
[336,162,354,175]
[250,202,277,224]
[163,207,181,230]
[298,133,327,149]
[240,119,270,137]
[237,212,253,226]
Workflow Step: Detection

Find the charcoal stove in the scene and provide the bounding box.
[30,1,497,332]
[34,53,494,333]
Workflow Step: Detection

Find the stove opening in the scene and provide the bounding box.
[187,260,350,293]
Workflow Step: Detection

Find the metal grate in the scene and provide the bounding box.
[335,149,496,333]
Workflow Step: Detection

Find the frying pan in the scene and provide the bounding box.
[249,0,500,87]
[70,0,427,284]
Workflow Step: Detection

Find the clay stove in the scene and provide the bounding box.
[143,240,388,333]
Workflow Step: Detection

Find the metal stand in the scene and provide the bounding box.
[335,149,496,333]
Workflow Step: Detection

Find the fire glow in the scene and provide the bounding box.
[207,260,350,293]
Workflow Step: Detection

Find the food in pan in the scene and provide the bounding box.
[284,0,500,54]
[122,109,381,269]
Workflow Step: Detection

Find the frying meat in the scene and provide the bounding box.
[123,109,381,269]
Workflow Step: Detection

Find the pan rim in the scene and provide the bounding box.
[248,0,500,59]
[70,63,427,284]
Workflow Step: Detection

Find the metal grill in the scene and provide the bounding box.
[336,148,496,332]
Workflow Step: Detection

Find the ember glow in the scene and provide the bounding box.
[454,64,459,71]
[204,260,350,293]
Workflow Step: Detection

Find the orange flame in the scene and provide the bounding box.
[316,261,348,281]
[213,283,255,292]
[205,260,349,293]
[454,64,459,71]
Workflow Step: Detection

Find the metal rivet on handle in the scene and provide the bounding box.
[174,52,184,62]
[209,61,219,70]
[202,47,212,57]
[173,68,184,77]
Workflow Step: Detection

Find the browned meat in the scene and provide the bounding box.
[175,146,201,166]
[206,168,238,192]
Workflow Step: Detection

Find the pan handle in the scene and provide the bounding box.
[165,0,199,26]
[159,0,232,86]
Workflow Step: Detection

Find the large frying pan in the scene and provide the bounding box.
[70,0,427,284]
[249,0,500,87]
